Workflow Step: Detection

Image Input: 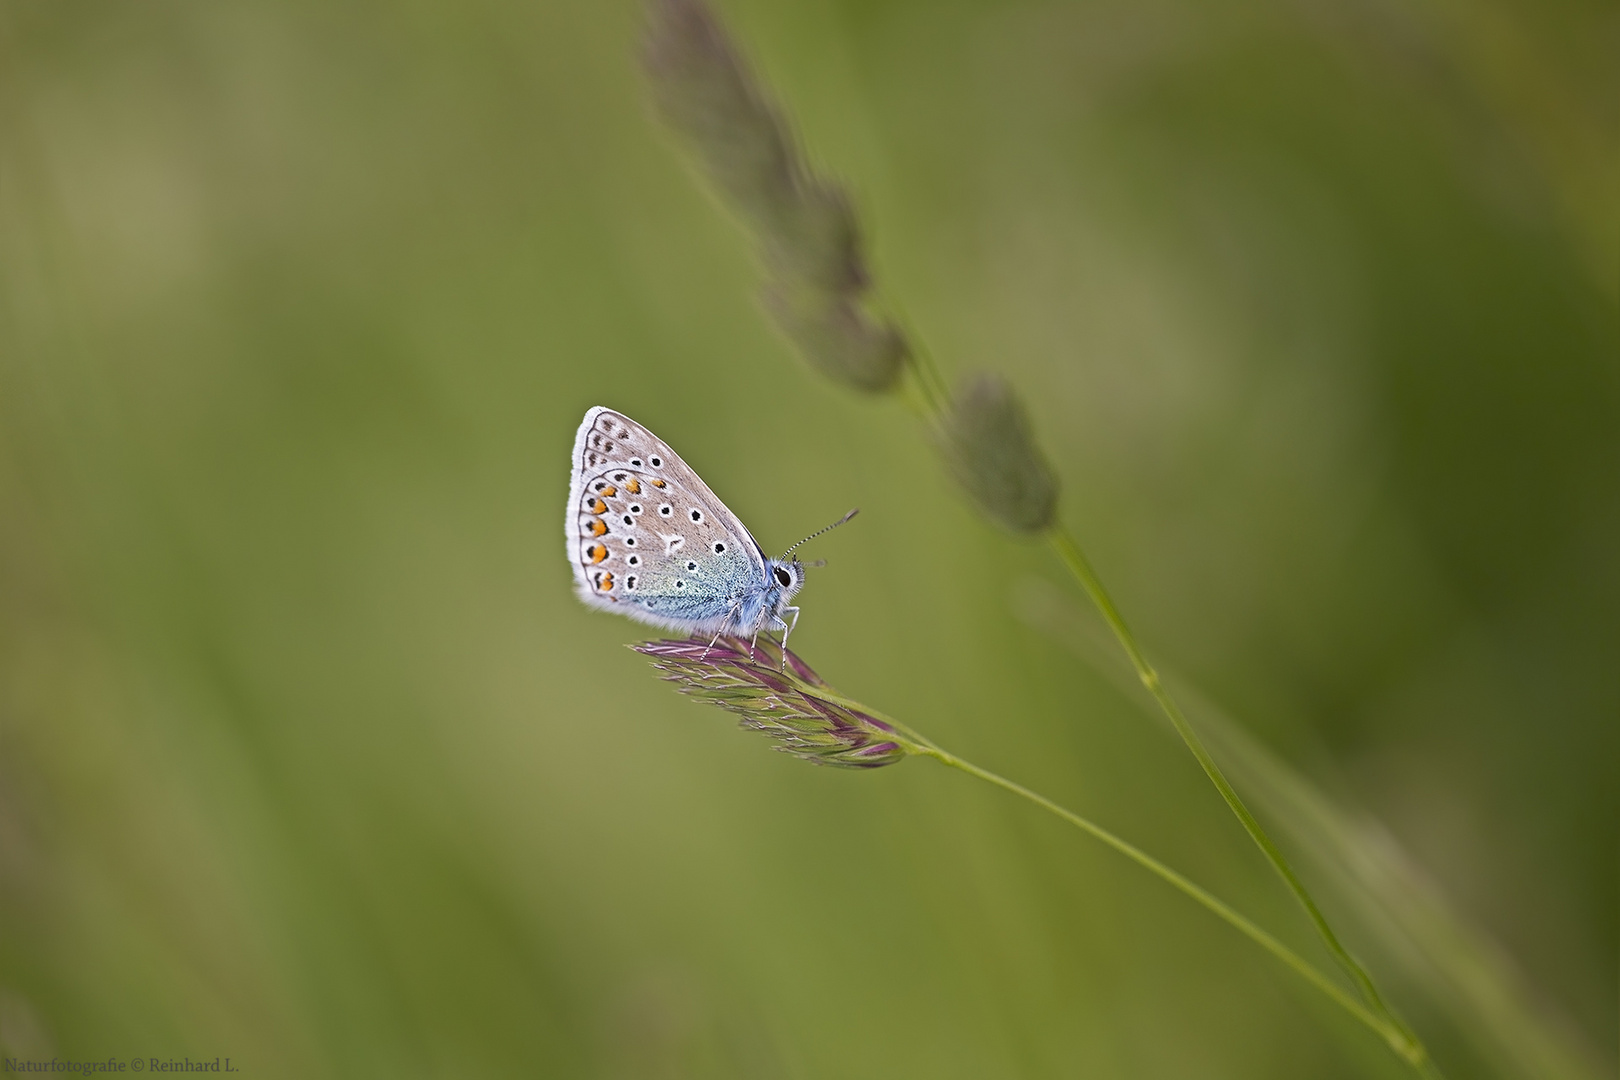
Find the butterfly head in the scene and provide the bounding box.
[767,558,805,600]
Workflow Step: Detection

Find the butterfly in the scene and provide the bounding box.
[567,406,854,652]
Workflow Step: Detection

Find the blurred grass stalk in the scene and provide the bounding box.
[640,0,1443,1072]
[1017,580,1606,1080]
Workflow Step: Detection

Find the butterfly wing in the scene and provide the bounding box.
[567,406,769,633]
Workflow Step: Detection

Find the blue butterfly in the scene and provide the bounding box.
[567,407,853,651]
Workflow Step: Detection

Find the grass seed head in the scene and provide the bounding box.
[939,372,1060,533]
[763,287,908,393]
[631,636,907,768]
[643,0,903,393]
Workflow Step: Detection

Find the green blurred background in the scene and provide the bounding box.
[1,1,1614,1077]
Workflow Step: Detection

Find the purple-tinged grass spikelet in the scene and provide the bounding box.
[632,636,909,768]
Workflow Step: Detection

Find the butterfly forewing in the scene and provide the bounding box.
[568,407,768,632]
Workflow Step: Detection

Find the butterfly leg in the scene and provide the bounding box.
[700,625,727,662]
[701,601,745,661]
[777,606,800,669]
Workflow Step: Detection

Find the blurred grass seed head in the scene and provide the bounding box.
[940,373,1060,533]
[644,0,1060,532]
[763,285,909,394]
[643,0,905,391]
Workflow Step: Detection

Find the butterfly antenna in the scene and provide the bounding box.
[781,508,859,559]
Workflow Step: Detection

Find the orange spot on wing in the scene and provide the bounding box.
[625,478,641,494]
[651,479,666,488]
[599,485,617,498]
[587,518,607,537]
[599,572,614,591]
[586,544,606,564]
[586,497,608,515]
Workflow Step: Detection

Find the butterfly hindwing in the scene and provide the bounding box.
[568,407,769,633]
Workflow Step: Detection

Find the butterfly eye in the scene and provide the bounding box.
[773,567,792,587]
[629,458,642,467]
[627,555,640,566]
[623,537,635,547]
[629,504,642,514]
[623,515,633,525]
[690,509,703,523]
[675,580,684,589]
[659,505,673,516]
[713,543,725,553]
[613,473,627,482]
[626,576,637,590]
[686,561,697,571]
[650,456,662,467]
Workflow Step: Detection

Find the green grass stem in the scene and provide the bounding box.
[771,680,1429,1067]
[1045,526,1437,1074]
[911,741,1424,1065]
